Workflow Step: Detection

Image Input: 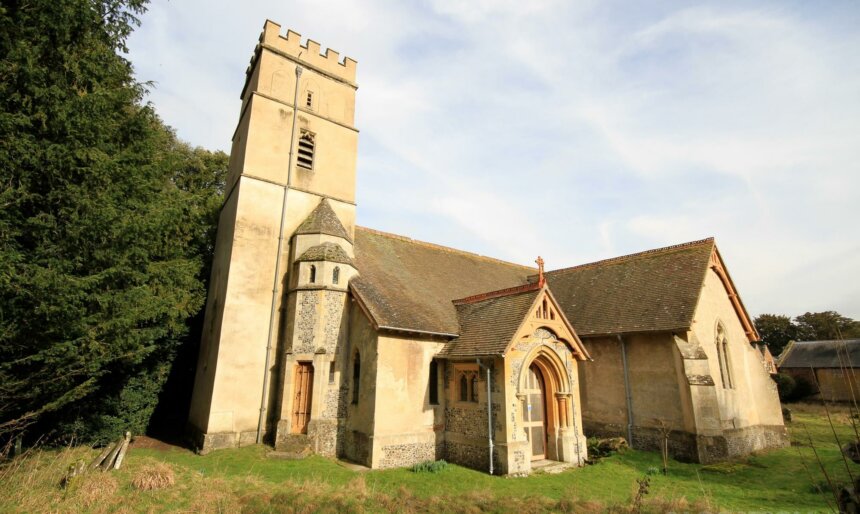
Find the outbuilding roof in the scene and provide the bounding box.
[778,340,860,369]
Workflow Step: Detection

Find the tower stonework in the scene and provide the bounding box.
[188,20,359,452]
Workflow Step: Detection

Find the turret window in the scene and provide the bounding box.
[333,266,340,285]
[297,130,315,170]
[309,265,316,284]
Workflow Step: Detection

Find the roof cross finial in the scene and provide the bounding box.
[536,256,545,287]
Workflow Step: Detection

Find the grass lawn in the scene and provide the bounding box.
[2,402,858,513]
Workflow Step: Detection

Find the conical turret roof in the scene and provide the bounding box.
[296,242,354,265]
[295,199,352,242]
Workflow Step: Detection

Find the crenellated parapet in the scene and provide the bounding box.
[247,19,357,85]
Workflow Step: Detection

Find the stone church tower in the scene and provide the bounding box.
[188,20,359,453]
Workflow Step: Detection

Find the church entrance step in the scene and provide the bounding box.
[531,459,573,474]
[272,434,313,459]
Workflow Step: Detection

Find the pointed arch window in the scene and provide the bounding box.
[309,265,316,284]
[459,374,468,402]
[352,352,361,404]
[470,375,479,402]
[716,324,733,389]
[332,266,340,285]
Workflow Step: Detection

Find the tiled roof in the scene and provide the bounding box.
[296,242,354,265]
[351,229,719,338]
[351,227,533,335]
[442,286,541,357]
[778,340,860,369]
[543,239,715,336]
[295,199,352,242]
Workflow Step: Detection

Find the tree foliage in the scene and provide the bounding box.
[772,373,795,402]
[794,311,860,341]
[754,314,796,357]
[0,0,226,443]
[755,311,860,358]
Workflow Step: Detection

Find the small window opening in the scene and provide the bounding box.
[329,361,336,384]
[309,265,316,284]
[306,91,313,108]
[723,340,733,388]
[429,361,439,405]
[470,375,479,402]
[459,375,468,402]
[352,352,361,404]
[333,266,340,285]
[297,130,315,170]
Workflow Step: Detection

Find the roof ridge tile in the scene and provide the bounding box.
[452,282,542,305]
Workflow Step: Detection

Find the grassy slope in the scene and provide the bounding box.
[2,403,857,513]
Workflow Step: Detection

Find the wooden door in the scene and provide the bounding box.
[523,364,547,460]
[291,363,314,434]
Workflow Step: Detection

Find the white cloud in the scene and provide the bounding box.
[127,1,860,318]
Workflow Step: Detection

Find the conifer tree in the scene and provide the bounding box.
[0,0,226,442]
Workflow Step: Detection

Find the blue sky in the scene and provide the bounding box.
[127,1,860,319]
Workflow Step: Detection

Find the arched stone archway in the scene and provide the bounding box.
[515,344,582,464]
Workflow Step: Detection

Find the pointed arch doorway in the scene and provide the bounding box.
[523,363,549,460]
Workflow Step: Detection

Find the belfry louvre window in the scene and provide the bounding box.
[297,130,315,170]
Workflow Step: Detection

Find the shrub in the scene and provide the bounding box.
[773,373,796,402]
[411,460,448,473]
[792,376,816,401]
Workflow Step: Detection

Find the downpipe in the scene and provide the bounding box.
[618,334,634,448]
[257,64,303,444]
[477,358,494,475]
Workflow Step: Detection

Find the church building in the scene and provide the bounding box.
[187,20,787,475]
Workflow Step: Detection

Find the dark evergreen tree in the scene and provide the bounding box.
[754,314,796,357]
[0,0,226,443]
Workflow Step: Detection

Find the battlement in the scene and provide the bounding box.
[249,19,357,84]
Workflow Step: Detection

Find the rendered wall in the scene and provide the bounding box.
[370,334,447,469]
[690,267,786,458]
[578,334,700,459]
[340,305,379,466]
